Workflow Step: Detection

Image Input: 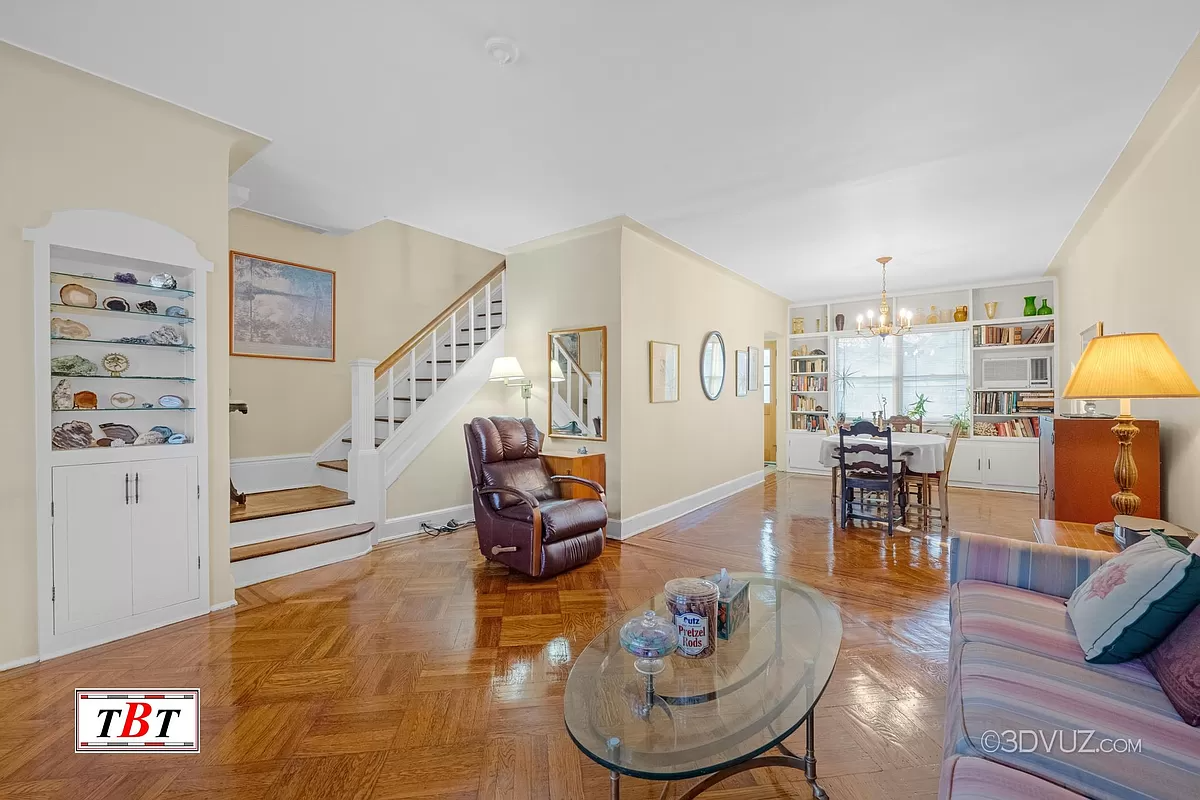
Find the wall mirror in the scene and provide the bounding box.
[700,331,725,400]
[548,326,607,440]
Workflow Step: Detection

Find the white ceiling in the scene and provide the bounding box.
[3,2,1197,301]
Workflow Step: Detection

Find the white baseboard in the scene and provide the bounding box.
[608,470,765,540]
[231,531,372,588]
[0,654,39,672]
[210,598,238,612]
[378,503,473,543]
[231,453,318,493]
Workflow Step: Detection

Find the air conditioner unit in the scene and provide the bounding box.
[981,356,1052,389]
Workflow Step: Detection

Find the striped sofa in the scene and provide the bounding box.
[942,533,1200,800]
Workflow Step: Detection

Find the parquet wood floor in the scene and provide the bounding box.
[0,474,1037,799]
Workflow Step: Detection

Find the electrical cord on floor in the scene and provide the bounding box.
[418,518,475,537]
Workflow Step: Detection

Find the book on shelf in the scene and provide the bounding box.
[973,321,1054,346]
[973,390,1054,415]
[790,355,826,374]
[792,415,826,433]
[791,394,824,412]
[791,374,828,392]
[976,417,1041,438]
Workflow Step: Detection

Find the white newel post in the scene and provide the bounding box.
[349,359,384,534]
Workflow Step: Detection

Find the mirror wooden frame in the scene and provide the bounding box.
[547,325,608,441]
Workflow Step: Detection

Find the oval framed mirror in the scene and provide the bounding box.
[700,331,725,400]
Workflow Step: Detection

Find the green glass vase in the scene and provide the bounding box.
[1037,299,1053,316]
[1023,295,1037,316]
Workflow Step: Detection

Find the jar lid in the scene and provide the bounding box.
[663,577,718,601]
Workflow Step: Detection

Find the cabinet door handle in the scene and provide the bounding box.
[977,458,981,471]
[988,458,992,471]
[135,473,140,504]
[125,473,130,505]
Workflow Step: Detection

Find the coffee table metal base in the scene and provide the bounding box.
[607,711,828,800]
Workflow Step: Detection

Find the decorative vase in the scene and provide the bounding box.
[953,305,968,322]
[1023,296,1037,316]
[834,313,845,331]
[939,308,953,323]
[792,317,804,334]
[1037,299,1053,316]
[925,305,938,325]
[984,301,998,319]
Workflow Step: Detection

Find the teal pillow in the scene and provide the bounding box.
[1067,533,1200,663]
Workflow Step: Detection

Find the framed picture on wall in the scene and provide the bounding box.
[736,349,749,397]
[230,252,335,361]
[748,346,761,391]
[649,340,680,403]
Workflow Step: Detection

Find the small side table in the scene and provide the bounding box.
[1032,519,1121,553]
[542,452,606,500]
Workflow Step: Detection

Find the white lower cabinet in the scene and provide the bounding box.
[52,456,199,635]
[786,432,825,472]
[949,439,1038,493]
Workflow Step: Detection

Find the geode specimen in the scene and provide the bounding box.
[149,272,177,289]
[50,317,91,339]
[50,354,97,376]
[72,391,98,410]
[52,420,93,450]
[137,300,158,314]
[133,430,166,446]
[52,378,72,410]
[148,325,186,346]
[99,422,138,444]
[114,272,138,284]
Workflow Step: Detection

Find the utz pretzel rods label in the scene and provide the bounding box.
[675,611,710,657]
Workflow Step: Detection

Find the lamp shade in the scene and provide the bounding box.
[1063,333,1199,400]
[549,361,566,383]
[489,356,525,382]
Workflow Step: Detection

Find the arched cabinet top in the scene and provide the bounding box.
[23,209,213,272]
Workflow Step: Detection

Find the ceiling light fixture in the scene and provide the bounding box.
[856,256,912,339]
[484,37,520,66]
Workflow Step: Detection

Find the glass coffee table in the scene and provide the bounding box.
[564,573,842,799]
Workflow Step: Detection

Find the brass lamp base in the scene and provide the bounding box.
[1098,412,1141,536]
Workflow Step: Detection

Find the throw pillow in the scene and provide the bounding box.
[1143,603,1200,726]
[1067,533,1200,664]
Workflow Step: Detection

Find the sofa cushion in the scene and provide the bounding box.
[1066,533,1200,663]
[939,755,1084,799]
[950,581,1158,688]
[946,641,1200,800]
[496,498,607,543]
[1144,603,1200,726]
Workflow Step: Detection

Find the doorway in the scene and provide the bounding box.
[763,340,777,464]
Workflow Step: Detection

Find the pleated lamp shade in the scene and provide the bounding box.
[1063,333,1199,400]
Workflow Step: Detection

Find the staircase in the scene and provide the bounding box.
[229,262,506,587]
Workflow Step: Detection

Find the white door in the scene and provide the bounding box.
[52,463,133,633]
[949,440,984,485]
[131,457,199,614]
[984,443,1040,491]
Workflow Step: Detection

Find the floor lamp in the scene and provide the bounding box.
[1062,332,1198,533]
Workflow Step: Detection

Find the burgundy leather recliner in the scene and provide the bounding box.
[464,416,607,578]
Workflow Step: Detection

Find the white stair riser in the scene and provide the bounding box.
[231,532,372,588]
[317,466,348,492]
[230,502,357,547]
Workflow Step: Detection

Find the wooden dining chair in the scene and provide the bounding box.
[887,415,923,432]
[902,424,961,529]
[837,420,908,536]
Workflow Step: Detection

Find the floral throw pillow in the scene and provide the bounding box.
[1067,533,1200,663]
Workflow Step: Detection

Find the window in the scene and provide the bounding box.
[763,347,772,404]
[834,329,968,425]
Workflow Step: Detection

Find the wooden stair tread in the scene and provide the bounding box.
[230,486,353,523]
[317,459,348,472]
[342,437,385,446]
[230,522,374,563]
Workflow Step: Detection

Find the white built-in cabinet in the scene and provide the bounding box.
[947,439,1039,492]
[27,211,211,660]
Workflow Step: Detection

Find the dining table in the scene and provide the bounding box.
[818,431,947,473]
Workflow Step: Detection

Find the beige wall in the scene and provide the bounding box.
[619,225,789,519]
[0,44,259,665]
[229,210,501,458]
[1048,41,1200,529]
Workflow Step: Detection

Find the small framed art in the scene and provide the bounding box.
[649,341,680,403]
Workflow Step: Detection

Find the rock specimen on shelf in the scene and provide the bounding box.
[110,392,136,409]
[99,422,138,444]
[59,283,97,308]
[149,272,177,289]
[102,296,130,312]
[134,430,166,446]
[148,325,186,346]
[150,425,174,438]
[72,391,98,410]
[167,433,189,444]
[50,317,91,339]
[52,378,72,410]
[164,305,187,317]
[113,272,138,284]
[50,354,97,376]
[116,335,152,345]
[51,420,93,450]
[137,300,157,314]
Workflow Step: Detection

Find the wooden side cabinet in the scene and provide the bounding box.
[1038,416,1161,524]
[542,452,606,500]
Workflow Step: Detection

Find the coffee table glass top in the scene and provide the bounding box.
[564,573,842,780]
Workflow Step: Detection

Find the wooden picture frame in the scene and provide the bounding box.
[230,251,336,361]
[649,341,680,403]
[748,345,761,391]
[736,349,749,397]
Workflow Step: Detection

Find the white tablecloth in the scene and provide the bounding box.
[819,432,947,474]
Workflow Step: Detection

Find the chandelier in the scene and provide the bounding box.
[856,256,912,339]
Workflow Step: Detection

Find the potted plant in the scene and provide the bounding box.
[833,363,859,419]
[906,393,931,422]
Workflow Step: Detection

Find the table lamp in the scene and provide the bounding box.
[489,356,533,417]
[1062,333,1198,533]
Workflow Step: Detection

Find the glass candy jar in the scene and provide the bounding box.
[619,610,677,676]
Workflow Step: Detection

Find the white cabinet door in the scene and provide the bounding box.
[787,433,825,472]
[52,463,133,633]
[984,443,1040,491]
[131,457,199,614]
[949,440,984,484]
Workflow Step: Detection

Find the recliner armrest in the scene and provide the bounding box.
[476,486,544,578]
[478,485,541,509]
[550,475,606,503]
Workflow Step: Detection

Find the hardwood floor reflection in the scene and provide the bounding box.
[0,474,1036,799]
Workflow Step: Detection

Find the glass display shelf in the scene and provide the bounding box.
[51,337,193,352]
[51,271,194,298]
[51,407,196,412]
[51,372,194,382]
[50,303,193,324]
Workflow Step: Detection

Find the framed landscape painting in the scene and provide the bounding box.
[649,340,679,403]
[231,251,335,361]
